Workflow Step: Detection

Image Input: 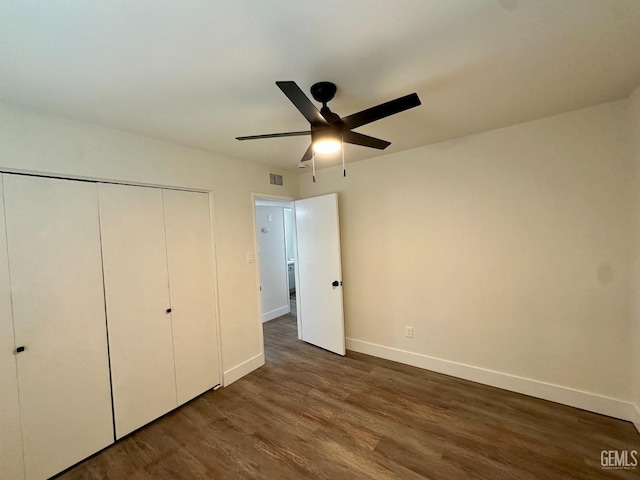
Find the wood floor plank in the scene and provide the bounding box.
[57,310,640,479]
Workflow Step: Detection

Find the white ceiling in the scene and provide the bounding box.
[1,1,640,171]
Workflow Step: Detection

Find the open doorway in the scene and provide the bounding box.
[253,197,300,350]
[254,193,346,358]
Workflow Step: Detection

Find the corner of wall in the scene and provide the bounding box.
[222,353,265,387]
[630,83,640,434]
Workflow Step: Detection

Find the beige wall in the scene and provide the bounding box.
[0,101,298,381]
[3,92,638,419]
[300,100,633,405]
[631,85,640,424]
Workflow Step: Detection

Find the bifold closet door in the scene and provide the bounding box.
[0,176,25,480]
[98,183,177,439]
[163,189,220,405]
[3,175,113,480]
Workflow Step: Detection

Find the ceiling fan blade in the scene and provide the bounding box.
[276,81,329,126]
[236,130,310,141]
[341,93,421,130]
[342,131,391,150]
[301,144,313,162]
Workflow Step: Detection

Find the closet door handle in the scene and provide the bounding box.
[166,308,172,314]
[16,346,25,354]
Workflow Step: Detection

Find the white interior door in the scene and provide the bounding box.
[295,193,345,355]
[98,183,177,438]
[0,176,25,480]
[4,175,113,480]
[163,189,220,405]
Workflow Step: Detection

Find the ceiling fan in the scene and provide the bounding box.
[236,81,422,168]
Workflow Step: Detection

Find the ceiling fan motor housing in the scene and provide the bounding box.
[310,81,337,105]
[311,126,340,144]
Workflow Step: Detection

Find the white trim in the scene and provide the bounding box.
[632,403,640,434]
[250,194,266,361]
[0,167,209,193]
[206,191,225,390]
[262,305,291,323]
[252,192,295,203]
[255,199,295,208]
[223,353,264,387]
[346,338,635,422]
[292,204,302,340]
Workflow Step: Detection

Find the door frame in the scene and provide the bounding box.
[251,193,302,355]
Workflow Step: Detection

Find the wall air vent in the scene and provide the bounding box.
[269,173,284,186]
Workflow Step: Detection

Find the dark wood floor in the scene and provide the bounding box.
[58,311,639,479]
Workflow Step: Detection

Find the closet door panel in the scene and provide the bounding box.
[0,176,25,480]
[3,175,113,480]
[98,183,176,438]
[163,190,220,405]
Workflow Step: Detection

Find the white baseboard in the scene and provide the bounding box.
[347,338,635,422]
[632,403,640,434]
[223,352,264,386]
[262,305,290,323]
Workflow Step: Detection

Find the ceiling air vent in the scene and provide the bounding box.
[269,173,284,186]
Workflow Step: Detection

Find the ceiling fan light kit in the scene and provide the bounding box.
[236,81,421,180]
[311,129,341,155]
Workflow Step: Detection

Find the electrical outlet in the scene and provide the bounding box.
[405,326,413,338]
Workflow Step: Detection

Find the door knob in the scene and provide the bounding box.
[166,308,172,314]
[332,280,341,287]
[16,346,25,354]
